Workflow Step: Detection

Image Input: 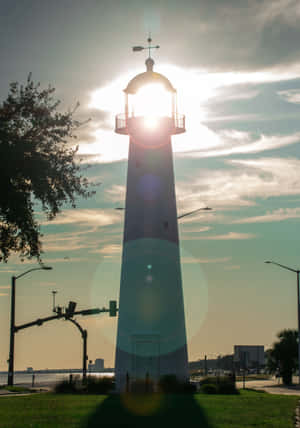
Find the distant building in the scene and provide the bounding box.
[26,367,34,373]
[189,355,234,372]
[234,345,264,368]
[88,358,104,372]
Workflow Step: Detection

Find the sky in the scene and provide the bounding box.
[1,0,300,370]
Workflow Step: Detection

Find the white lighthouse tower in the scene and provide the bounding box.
[115,40,188,391]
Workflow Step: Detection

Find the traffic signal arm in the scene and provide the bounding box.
[14,303,118,332]
[14,313,64,332]
[79,308,104,316]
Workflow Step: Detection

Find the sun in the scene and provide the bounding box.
[85,64,222,161]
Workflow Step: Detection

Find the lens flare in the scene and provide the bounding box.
[133,84,171,118]
[144,116,159,129]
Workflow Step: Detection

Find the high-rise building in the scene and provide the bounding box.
[88,358,104,372]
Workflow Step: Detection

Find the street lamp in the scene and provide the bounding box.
[115,206,212,220]
[8,265,52,386]
[177,207,212,220]
[265,260,300,384]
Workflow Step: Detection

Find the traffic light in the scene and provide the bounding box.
[81,309,101,316]
[66,301,77,317]
[109,300,117,317]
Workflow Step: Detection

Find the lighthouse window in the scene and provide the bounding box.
[163,221,169,230]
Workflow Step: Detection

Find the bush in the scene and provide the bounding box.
[54,379,78,394]
[200,376,239,395]
[201,383,217,394]
[158,375,180,393]
[54,375,115,394]
[218,380,238,394]
[158,375,196,394]
[130,378,155,393]
[84,376,115,394]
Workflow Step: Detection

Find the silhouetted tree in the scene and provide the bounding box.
[266,329,298,385]
[0,75,94,262]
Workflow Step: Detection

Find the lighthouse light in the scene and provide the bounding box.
[133,84,172,122]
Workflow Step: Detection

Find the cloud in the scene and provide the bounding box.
[43,209,120,227]
[40,257,89,264]
[0,293,8,297]
[182,256,231,264]
[180,226,212,233]
[77,62,300,164]
[0,286,9,289]
[163,0,300,70]
[233,208,300,224]
[41,225,121,253]
[105,185,126,203]
[177,131,300,158]
[229,158,300,199]
[91,244,122,258]
[224,265,241,270]
[278,89,300,104]
[39,282,58,287]
[176,157,300,213]
[190,232,256,240]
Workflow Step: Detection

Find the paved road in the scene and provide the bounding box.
[237,379,300,395]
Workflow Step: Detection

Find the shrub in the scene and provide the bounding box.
[130,378,155,393]
[158,375,180,393]
[200,376,239,395]
[201,383,217,394]
[54,375,115,394]
[54,379,78,394]
[218,380,238,394]
[158,375,196,394]
[84,376,115,394]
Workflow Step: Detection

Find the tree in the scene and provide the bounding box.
[266,329,298,385]
[0,75,94,262]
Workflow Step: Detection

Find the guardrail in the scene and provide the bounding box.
[115,113,185,135]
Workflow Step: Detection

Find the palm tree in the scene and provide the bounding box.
[267,329,298,385]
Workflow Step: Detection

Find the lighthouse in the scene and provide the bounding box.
[115,40,188,391]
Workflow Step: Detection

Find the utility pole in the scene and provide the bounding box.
[7,276,16,387]
[8,266,52,386]
[67,317,88,382]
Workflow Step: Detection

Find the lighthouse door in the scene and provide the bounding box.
[132,335,160,382]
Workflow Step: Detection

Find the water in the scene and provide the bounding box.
[0,372,114,387]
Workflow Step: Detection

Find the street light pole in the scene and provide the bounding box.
[265,260,300,384]
[7,266,52,386]
[7,276,16,387]
[115,206,212,220]
[67,317,88,382]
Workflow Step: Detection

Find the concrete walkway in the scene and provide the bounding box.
[237,379,300,395]
[0,386,51,397]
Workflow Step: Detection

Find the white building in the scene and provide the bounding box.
[114,49,188,391]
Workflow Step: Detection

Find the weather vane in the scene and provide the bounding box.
[132,36,160,58]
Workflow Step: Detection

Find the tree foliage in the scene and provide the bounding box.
[266,329,298,385]
[0,75,94,262]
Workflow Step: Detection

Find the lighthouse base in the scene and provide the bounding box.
[115,343,188,392]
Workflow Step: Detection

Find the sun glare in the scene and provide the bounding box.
[143,116,159,129]
[132,84,171,118]
[86,65,227,160]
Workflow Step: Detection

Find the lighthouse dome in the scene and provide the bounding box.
[124,58,176,95]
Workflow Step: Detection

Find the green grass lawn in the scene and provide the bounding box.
[0,390,297,428]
